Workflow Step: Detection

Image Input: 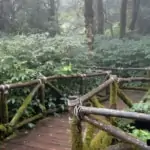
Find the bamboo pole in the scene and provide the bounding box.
[9,84,41,127]
[79,106,150,121]
[83,116,150,150]
[77,75,117,105]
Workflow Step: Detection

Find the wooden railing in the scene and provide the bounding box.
[0,71,109,141]
[68,74,150,150]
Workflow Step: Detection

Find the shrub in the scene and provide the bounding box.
[1,34,150,122]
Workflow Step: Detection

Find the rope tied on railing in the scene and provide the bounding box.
[110,75,117,81]
[37,79,43,85]
[68,96,80,107]
[40,76,47,84]
[105,70,112,75]
[0,85,5,91]
[0,84,10,91]
[73,105,83,120]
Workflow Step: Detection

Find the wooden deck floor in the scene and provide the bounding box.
[2,114,70,150]
[1,90,145,150]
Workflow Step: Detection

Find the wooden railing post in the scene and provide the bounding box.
[105,71,112,98]
[38,78,46,106]
[79,77,84,95]
[2,88,9,124]
[0,85,9,124]
[109,75,118,109]
[146,67,150,87]
[68,96,83,150]
[0,85,9,140]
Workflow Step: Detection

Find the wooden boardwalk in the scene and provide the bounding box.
[1,90,144,150]
[2,114,71,150]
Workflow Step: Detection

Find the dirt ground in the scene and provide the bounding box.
[1,90,145,150]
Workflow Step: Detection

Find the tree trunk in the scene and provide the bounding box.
[97,0,104,34]
[129,0,140,30]
[48,0,58,36]
[120,0,128,38]
[84,0,94,52]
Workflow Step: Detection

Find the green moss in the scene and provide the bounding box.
[2,93,9,123]
[0,124,7,132]
[90,96,104,108]
[0,124,13,140]
[70,116,83,150]
[109,82,117,109]
[117,88,133,108]
[83,122,96,150]
[10,84,40,126]
[141,88,150,103]
[90,131,112,150]
[83,100,96,150]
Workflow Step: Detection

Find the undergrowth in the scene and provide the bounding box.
[116,102,150,143]
[1,33,150,125]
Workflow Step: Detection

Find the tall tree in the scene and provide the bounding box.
[97,0,104,34]
[129,0,140,30]
[120,0,128,38]
[84,0,94,52]
[48,0,57,36]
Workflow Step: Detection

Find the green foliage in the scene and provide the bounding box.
[131,129,150,142]
[114,118,134,132]
[128,102,150,114]
[0,33,99,123]
[93,35,150,69]
[116,102,150,142]
[1,34,150,124]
